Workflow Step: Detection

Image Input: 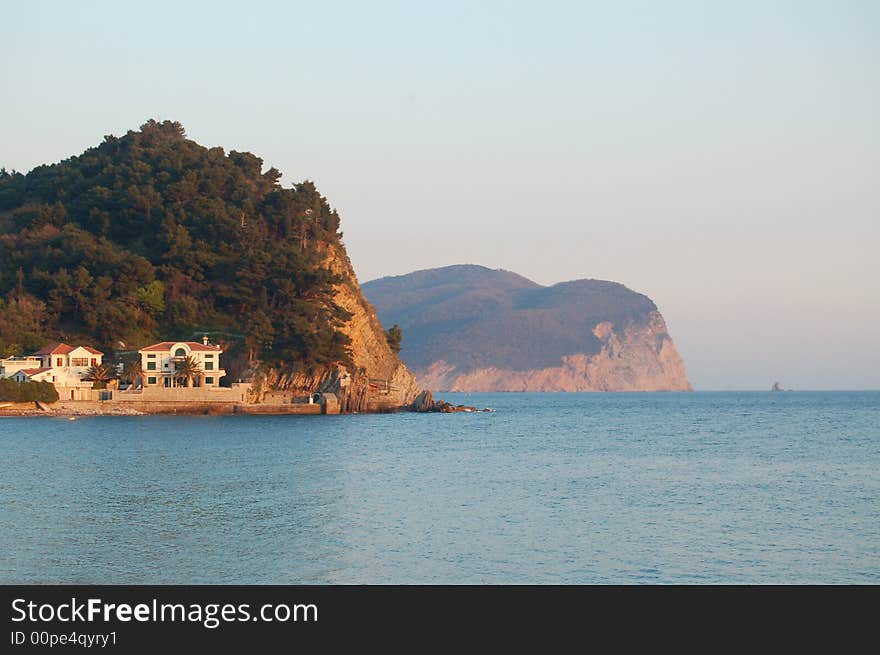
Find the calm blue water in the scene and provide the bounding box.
[1,392,878,584]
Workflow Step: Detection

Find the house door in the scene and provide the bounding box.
[70,389,75,400]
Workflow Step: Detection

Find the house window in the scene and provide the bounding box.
[147,354,156,358]
[52,376,56,382]
[91,358,97,366]
[204,362,214,370]
[204,354,214,359]
[147,377,157,385]
[175,348,186,357]
[72,358,89,367]
[147,362,157,371]
[56,358,63,366]
[205,377,214,385]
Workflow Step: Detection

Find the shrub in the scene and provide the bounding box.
[0,378,59,403]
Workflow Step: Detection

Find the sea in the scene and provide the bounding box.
[1,391,878,584]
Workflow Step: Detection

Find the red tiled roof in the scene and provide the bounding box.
[19,367,52,377]
[139,342,173,351]
[140,341,222,352]
[187,343,223,351]
[33,343,75,356]
[33,343,103,356]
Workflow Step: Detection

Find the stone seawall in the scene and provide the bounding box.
[233,404,322,415]
[112,384,251,403]
[1,398,339,416]
[109,401,237,415]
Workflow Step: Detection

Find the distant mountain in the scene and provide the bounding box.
[363,265,691,392]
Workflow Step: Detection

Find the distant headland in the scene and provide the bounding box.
[363,265,692,392]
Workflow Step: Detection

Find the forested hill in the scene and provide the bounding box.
[0,120,354,376]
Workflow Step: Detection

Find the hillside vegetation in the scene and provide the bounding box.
[0,120,353,375]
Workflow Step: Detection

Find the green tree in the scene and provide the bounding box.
[122,358,144,388]
[173,355,202,387]
[0,379,58,403]
[384,324,403,354]
[83,363,116,389]
[0,293,48,354]
[135,280,165,313]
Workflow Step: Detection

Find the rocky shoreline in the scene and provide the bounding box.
[0,394,490,417]
[410,391,491,413]
[0,401,145,417]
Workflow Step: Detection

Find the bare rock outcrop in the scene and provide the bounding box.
[254,244,421,412]
[416,311,691,392]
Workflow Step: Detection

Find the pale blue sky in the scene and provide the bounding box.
[2,1,878,389]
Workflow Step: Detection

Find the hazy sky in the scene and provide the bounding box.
[3,1,878,389]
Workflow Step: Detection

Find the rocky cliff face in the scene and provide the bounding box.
[255,244,421,411]
[320,244,421,409]
[363,265,692,392]
[417,311,691,392]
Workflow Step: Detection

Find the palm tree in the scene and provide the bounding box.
[173,355,202,388]
[83,363,116,389]
[123,359,144,388]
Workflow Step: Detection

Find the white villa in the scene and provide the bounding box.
[0,355,43,378]
[0,343,104,400]
[0,338,246,404]
[139,337,226,388]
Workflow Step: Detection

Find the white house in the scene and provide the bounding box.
[10,368,53,383]
[33,343,103,370]
[0,355,43,378]
[138,337,226,388]
[6,343,105,400]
